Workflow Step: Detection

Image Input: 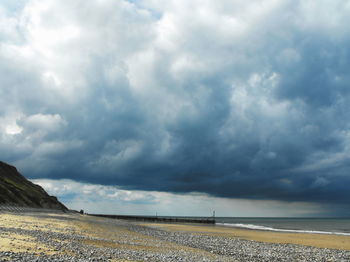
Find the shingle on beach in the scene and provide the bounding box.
[1,212,350,261]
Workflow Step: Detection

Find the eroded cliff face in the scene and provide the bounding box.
[0,161,67,210]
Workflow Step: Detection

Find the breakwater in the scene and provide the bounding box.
[88,214,216,224]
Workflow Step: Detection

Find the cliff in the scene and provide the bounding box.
[0,161,67,210]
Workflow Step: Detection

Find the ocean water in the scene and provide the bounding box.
[215,217,350,236]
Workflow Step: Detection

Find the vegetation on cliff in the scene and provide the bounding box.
[0,161,67,210]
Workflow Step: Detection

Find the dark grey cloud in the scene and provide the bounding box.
[2,0,350,214]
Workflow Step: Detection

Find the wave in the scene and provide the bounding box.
[216,223,350,236]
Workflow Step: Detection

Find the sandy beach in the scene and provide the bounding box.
[1,212,350,261]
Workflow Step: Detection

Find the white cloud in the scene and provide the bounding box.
[5,124,23,135]
[23,114,66,131]
[0,112,24,137]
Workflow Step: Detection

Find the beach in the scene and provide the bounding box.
[1,212,350,261]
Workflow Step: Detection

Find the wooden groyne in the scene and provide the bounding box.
[88,214,216,224]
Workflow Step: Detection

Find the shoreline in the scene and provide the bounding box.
[143,222,350,251]
[216,222,350,236]
[1,212,350,261]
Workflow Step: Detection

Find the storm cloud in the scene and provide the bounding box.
[2,0,350,209]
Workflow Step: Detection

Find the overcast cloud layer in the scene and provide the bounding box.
[31,179,325,217]
[2,0,350,213]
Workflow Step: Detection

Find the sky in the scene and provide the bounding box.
[1,0,350,216]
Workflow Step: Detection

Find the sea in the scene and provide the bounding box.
[215,217,350,236]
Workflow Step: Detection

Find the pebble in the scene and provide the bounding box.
[1,212,350,261]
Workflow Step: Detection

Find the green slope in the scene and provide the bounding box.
[0,161,67,210]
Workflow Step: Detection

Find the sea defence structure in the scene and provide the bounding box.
[88,214,216,224]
